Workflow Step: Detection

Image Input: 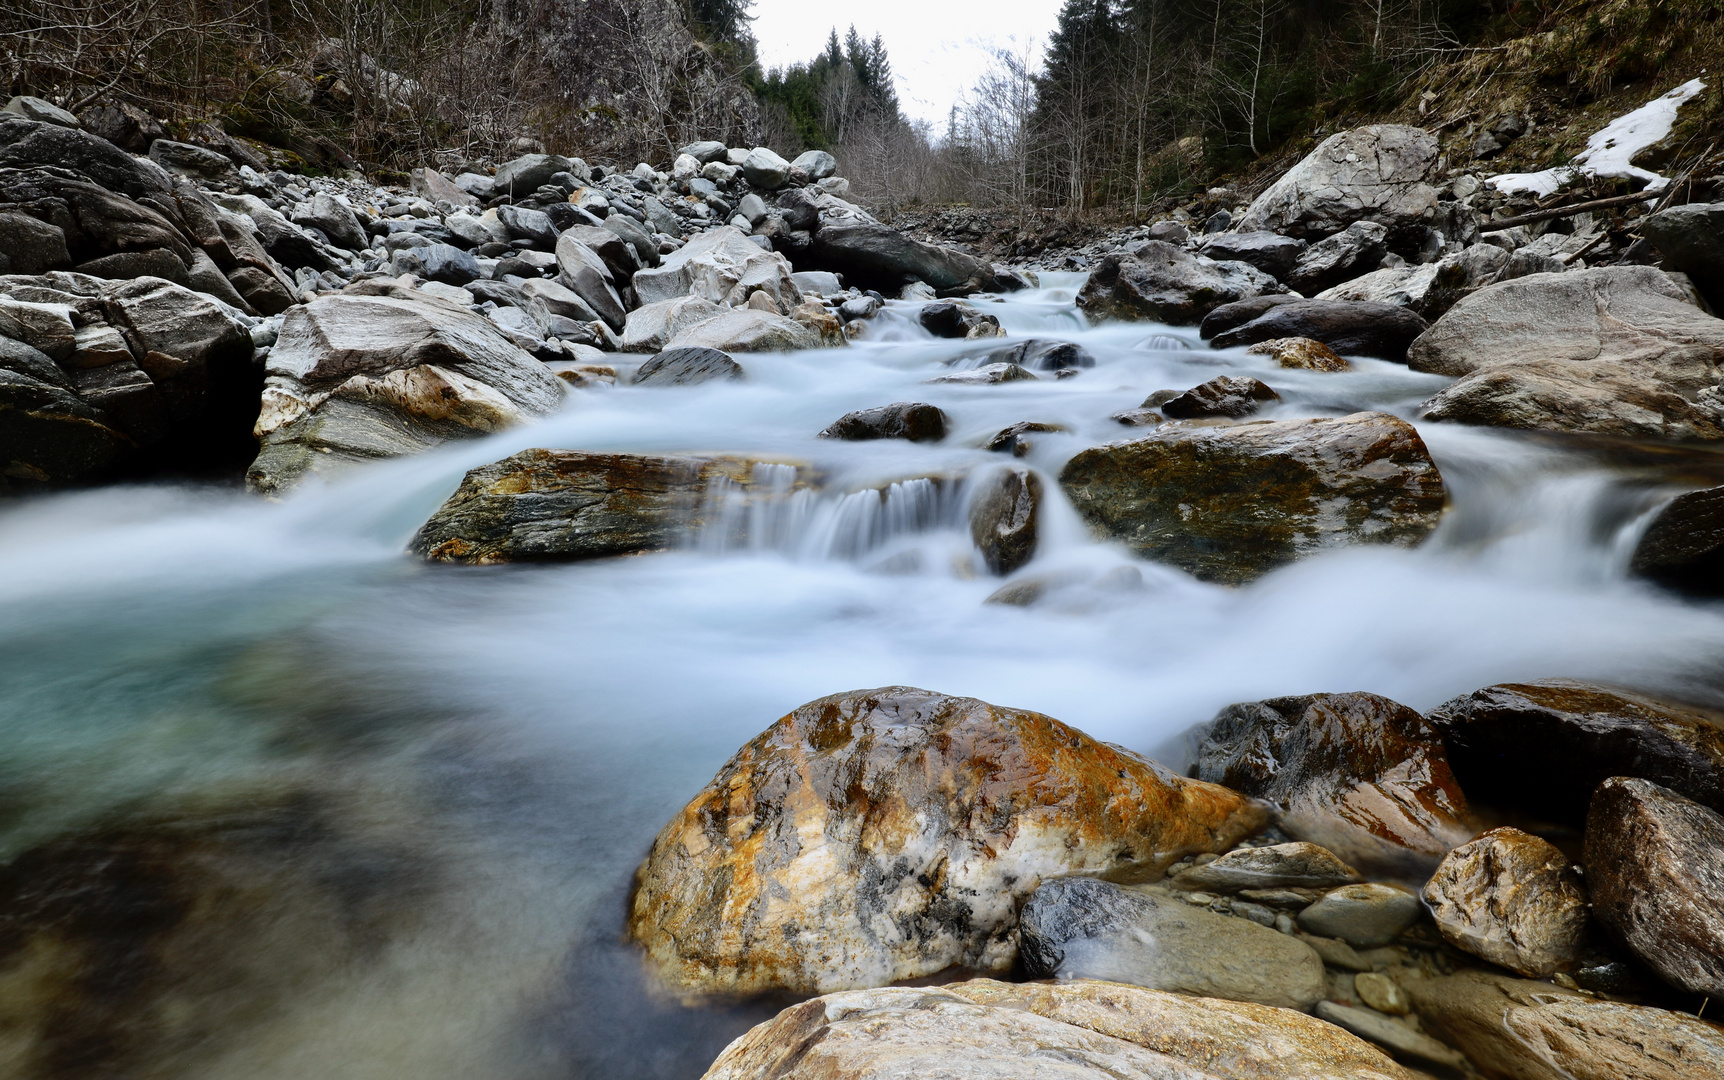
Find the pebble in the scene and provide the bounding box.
[1354,972,1410,1015]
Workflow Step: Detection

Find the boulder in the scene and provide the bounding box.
[818,402,947,443]
[1158,375,1279,419]
[1210,299,1430,361]
[517,277,602,324]
[1018,877,1326,1011]
[1198,294,1301,339]
[497,204,559,249]
[553,233,627,330]
[248,288,565,493]
[293,193,367,251]
[147,139,235,181]
[1285,222,1390,295]
[740,147,792,189]
[678,140,727,164]
[601,212,660,268]
[1421,357,1724,440]
[1174,841,1360,892]
[918,300,1002,339]
[809,223,990,291]
[3,96,80,127]
[627,686,1267,996]
[75,102,163,153]
[1409,970,1724,1080]
[1236,125,1440,240]
[1247,336,1350,371]
[0,297,76,361]
[969,465,1041,575]
[1644,201,1724,309]
[1078,242,1286,325]
[0,364,131,486]
[634,226,799,309]
[702,979,1414,1080]
[632,346,744,387]
[1198,231,1306,280]
[0,167,192,266]
[1428,679,1724,823]
[663,308,820,352]
[791,150,838,180]
[1193,692,1474,877]
[393,242,480,285]
[1632,485,1724,594]
[0,116,170,200]
[410,168,479,209]
[410,449,790,562]
[100,277,253,424]
[621,296,725,352]
[493,153,574,197]
[557,223,638,282]
[925,362,1035,385]
[1422,827,1593,977]
[984,421,1066,457]
[1059,413,1446,585]
[1295,884,1422,946]
[75,248,190,287]
[1584,776,1724,996]
[0,212,72,275]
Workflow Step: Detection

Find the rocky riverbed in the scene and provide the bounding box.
[4,94,1724,1080]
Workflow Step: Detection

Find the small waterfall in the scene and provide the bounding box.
[693,470,961,563]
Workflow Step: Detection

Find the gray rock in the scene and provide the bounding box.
[395,243,480,286]
[293,193,367,251]
[497,204,558,248]
[1644,201,1724,309]
[1631,485,1724,595]
[75,248,190,286]
[634,226,799,309]
[602,212,660,267]
[0,116,170,200]
[1423,826,1593,977]
[1148,220,1191,245]
[0,211,71,275]
[969,466,1041,575]
[810,223,990,290]
[75,102,163,153]
[792,270,844,296]
[1209,298,1429,361]
[819,402,947,443]
[0,365,130,485]
[553,234,627,331]
[1236,125,1440,240]
[517,277,600,323]
[838,295,881,321]
[1204,209,1232,234]
[740,147,792,189]
[1199,231,1306,280]
[494,153,573,197]
[978,339,1094,371]
[791,150,837,180]
[1296,884,1421,947]
[147,139,235,181]
[678,141,728,164]
[3,95,80,127]
[1285,222,1389,294]
[737,192,770,227]
[621,295,725,352]
[641,196,681,237]
[559,224,639,283]
[633,346,745,386]
[1176,842,1361,892]
[0,296,77,361]
[411,168,479,208]
[925,362,1035,385]
[1078,241,1286,324]
[1018,877,1326,1011]
[1312,1002,1469,1072]
[444,212,505,249]
[1197,294,1302,339]
[919,300,1001,339]
[663,308,819,353]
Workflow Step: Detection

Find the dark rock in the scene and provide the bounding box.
[558,224,637,282]
[0,211,71,274]
[809,222,990,291]
[1585,776,1724,996]
[984,421,1066,456]
[1198,294,1301,339]
[497,204,558,249]
[1147,220,1190,244]
[918,301,1000,339]
[633,347,745,387]
[1204,209,1232,234]
[924,362,1035,385]
[1428,679,1724,823]
[1077,242,1286,325]
[74,248,189,286]
[980,338,1094,371]
[1059,412,1445,585]
[819,402,948,443]
[75,102,164,152]
[1632,486,1724,594]
[1159,375,1279,419]
[494,153,575,198]
[1209,299,1429,361]
[396,243,480,286]
[1018,877,1325,1011]
[252,214,337,273]
[553,233,626,332]
[602,212,660,268]
[292,193,367,251]
[1285,222,1390,295]
[543,202,604,232]
[0,117,170,199]
[0,367,131,486]
[1423,826,1594,977]
[1199,231,1307,280]
[1193,691,1474,877]
[1644,201,1724,310]
[969,466,1041,575]
[147,139,234,181]
[69,357,169,444]
[0,167,192,266]
[1174,841,1360,892]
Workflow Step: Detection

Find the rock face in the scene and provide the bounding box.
[410,449,793,563]
[702,979,1413,1080]
[1428,679,1724,823]
[818,402,948,443]
[1159,375,1279,419]
[1194,692,1474,877]
[1174,841,1360,892]
[1058,413,1445,585]
[1409,970,1724,1080]
[1236,125,1440,240]
[1422,827,1593,977]
[248,288,564,494]
[1584,776,1724,996]
[1643,201,1724,309]
[1410,267,1724,439]
[1631,485,1724,595]
[626,686,1267,996]
[1208,299,1430,361]
[1018,877,1326,1010]
[621,296,726,352]
[969,466,1041,575]
[1078,242,1285,325]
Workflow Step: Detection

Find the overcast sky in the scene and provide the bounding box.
[749,0,1063,129]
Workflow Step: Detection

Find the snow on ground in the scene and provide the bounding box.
[1488,78,1706,196]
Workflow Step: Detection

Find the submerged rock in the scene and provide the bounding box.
[1247,336,1350,371]
[1058,413,1445,584]
[1422,827,1593,977]
[627,686,1267,996]
[925,362,1035,385]
[1078,241,1286,325]
[979,338,1094,371]
[818,402,947,443]
[1194,692,1474,877]
[968,465,1041,575]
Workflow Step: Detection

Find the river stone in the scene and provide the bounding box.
[1313,1002,1467,1073]
[919,300,1002,339]
[1428,679,1724,823]
[1422,827,1593,977]
[969,465,1041,575]
[0,117,171,201]
[809,222,990,291]
[1019,877,1325,1011]
[703,980,1413,1080]
[1198,294,1302,339]
[632,347,744,386]
[1584,776,1724,996]
[1176,841,1361,892]
[1198,231,1307,280]
[621,296,725,352]
[0,212,72,275]
[1159,375,1279,419]
[1078,242,1286,325]
[553,233,626,330]
[0,366,131,485]
[739,147,792,189]
[1295,884,1421,947]
[1643,201,1724,309]
[819,402,947,442]
[635,226,799,309]
[791,150,838,180]
[926,362,1035,385]
[1632,485,1724,594]
[147,139,235,181]
[294,193,367,251]
[1209,299,1430,361]
[1248,336,1350,371]
[1409,970,1724,1080]
[1236,125,1439,240]
[493,153,573,197]
[627,687,1267,996]
[602,212,659,268]
[1353,973,1409,1016]
[981,338,1095,371]
[1059,412,1445,585]
[1285,222,1390,295]
[1194,692,1474,877]
[664,308,819,352]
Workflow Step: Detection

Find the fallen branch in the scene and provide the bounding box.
[1479,191,1657,232]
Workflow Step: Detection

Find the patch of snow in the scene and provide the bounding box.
[1488,78,1706,196]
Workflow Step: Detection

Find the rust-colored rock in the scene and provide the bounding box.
[1422,827,1594,977]
[1247,336,1351,371]
[1193,692,1474,878]
[628,687,1267,997]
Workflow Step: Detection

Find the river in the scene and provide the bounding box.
[3,274,1722,1078]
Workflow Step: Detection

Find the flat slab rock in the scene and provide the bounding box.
[701,979,1414,1080]
[626,686,1266,997]
[1058,412,1445,585]
[1173,841,1361,892]
[1423,826,1593,977]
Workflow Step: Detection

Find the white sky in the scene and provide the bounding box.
[749,0,1063,129]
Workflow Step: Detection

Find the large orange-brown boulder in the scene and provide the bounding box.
[628,687,1267,997]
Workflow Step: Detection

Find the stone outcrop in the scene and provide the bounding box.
[1078,241,1286,325]
[1422,827,1593,977]
[1235,125,1441,240]
[808,222,992,292]
[1058,413,1445,584]
[627,686,1267,996]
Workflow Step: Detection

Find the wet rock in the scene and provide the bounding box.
[1198,294,1301,339]
[926,362,1036,385]
[627,687,1267,996]
[919,300,1002,339]
[985,421,1067,456]
[1198,231,1307,280]
[1631,485,1724,595]
[980,338,1094,371]
[1428,679,1724,823]
[0,364,131,486]
[1285,222,1390,295]
[1175,841,1361,892]
[0,211,72,275]
[1158,375,1279,419]
[819,402,948,443]
[411,449,789,563]
[664,308,821,352]
[0,296,76,361]
[1409,970,1724,1080]
[1295,884,1422,946]
[1584,777,1724,996]
[1236,125,1440,240]
[1422,826,1593,977]
[704,979,1413,1080]
[969,465,1041,575]
[0,116,171,200]
[1078,241,1286,325]
[1194,692,1473,877]
[1312,1001,1468,1072]
[1247,336,1350,371]
[1643,201,1724,309]
[1018,877,1326,1011]
[809,222,990,291]
[632,347,744,387]
[1209,299,1430,362]
[1059,413,1445,585]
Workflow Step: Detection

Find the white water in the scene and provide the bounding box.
[3,274,1723,1078]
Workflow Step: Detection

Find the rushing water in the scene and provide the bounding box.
[4,274,1724,1078]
